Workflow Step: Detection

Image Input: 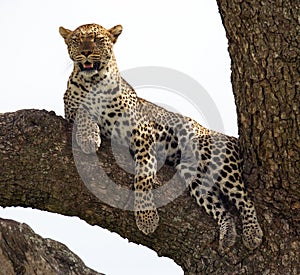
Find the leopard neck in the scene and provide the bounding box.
[70,54,122,94]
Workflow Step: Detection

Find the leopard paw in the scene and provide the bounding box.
[76,132,101,154]
[242,223,263,250]
[135,209,159,235]
[219,217,237,251]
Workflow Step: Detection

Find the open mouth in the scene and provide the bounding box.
[79,61,100,72]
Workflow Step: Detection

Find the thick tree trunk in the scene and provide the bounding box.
[216,0,300,273]
[0,1,299,274]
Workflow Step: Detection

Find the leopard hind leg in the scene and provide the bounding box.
[177,162,237,251]
[218,174,263,250]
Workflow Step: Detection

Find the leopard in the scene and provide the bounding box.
[59,23,263,250]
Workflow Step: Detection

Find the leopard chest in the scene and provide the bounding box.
[65,85,136,144]
[98,101,136,142]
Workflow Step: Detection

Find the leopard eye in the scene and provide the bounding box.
[71,36,80,43]
[95,37,104,43]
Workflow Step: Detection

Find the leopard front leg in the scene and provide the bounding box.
[75,106,101,154]
[132,123,159,235]
[134,175,159,235]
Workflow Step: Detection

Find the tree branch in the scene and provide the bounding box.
[0,218,102,275]
[0,109,269,274]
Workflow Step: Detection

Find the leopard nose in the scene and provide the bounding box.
[81,51,92,57]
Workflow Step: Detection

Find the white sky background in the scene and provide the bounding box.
[0,1,237,274]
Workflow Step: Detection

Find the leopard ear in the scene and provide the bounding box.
[108,25,123,43]
[59,26,72,40]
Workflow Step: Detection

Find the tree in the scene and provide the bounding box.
[0,218,102,275]
[0,0,299,274]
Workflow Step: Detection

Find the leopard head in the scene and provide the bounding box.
[59,23,122,76]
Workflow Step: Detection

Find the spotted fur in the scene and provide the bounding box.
[59,23,263,250]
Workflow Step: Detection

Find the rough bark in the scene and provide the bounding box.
[216,0,300,273]
[0,218,102,275]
